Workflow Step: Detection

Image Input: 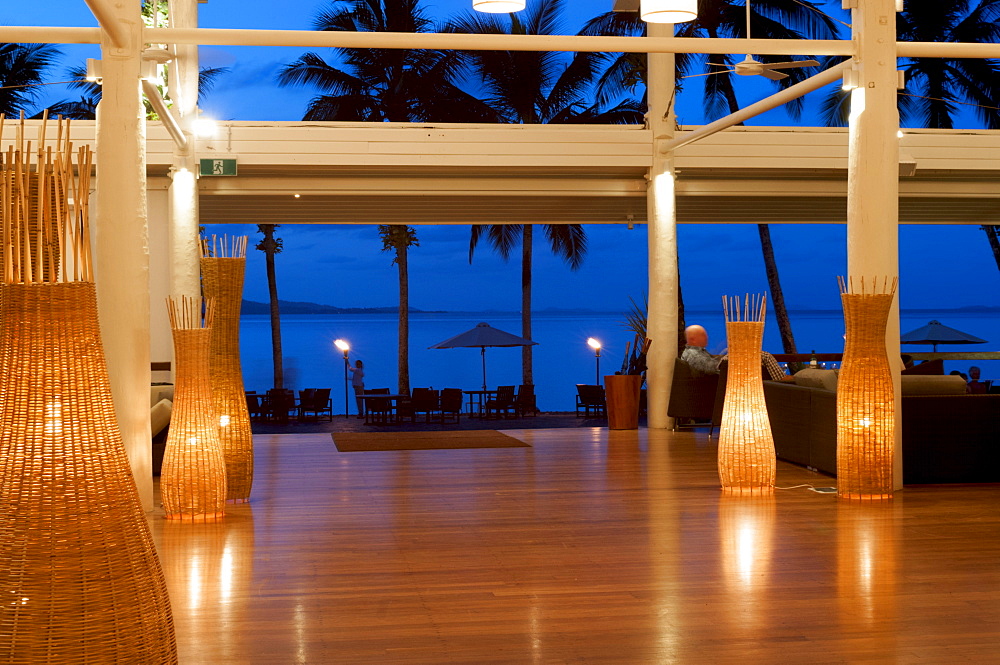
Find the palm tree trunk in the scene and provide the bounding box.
[983,225,1000,274]
[757,224,798,354]
[521,224,533,386]
[261,226,284,389]
[397,243,410,395]
[719,82,798,356]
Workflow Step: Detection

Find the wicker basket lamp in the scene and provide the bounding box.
[836,276,898,500]
[201,235,253,503]
[0,115,177,661]
[162,296,228,520]
[717,294,776,495]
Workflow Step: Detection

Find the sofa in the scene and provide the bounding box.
[762,372,1000,484]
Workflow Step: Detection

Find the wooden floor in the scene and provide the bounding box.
[148,428,1000,664]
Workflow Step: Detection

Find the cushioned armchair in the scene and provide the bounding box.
[667,357,719,428]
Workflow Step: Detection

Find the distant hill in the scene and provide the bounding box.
[241,299,436,315]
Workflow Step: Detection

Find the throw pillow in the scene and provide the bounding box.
[793,368,839,392]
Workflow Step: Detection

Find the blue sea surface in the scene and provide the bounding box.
[239,309,1000,412]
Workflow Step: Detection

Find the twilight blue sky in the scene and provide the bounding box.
[6,1,1000,313]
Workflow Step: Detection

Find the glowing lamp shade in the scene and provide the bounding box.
[641,0,698,23]
[0,117,176,660]
[717,294,776,495]
[473,0,526,13]
[192,117,218,138]
[836,276,897,501]
[201,235,253,504]
[162,295,227,521]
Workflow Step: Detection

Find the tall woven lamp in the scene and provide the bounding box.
[717,294,776,495]
[201,236,254,502]
[162,296,228,520]
[836,277,898,500]
[0,115,177,661]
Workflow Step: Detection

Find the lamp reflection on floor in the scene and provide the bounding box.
[719,494,775,631]
[836,502,898,651]
[154,507,255,663]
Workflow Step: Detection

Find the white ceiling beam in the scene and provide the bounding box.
[148,28,854,56]
[83,0,130,49]
[0,23,997,60]
[0,26,101,43]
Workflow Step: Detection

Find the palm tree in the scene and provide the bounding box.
[449,0,640,385]
[276,0,499,122]
[585,1,837,356]
[0,43,61,117]
[256,224,284,390]
[379,225,419,394]
[47,64,229,120]
[984,225,1000,274]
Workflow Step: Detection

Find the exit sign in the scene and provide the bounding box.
[199,158,237,176]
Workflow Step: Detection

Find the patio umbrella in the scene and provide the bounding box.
[429,322,538,390]
[900,320,988,352]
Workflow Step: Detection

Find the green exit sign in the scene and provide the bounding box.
[199,158,237,176]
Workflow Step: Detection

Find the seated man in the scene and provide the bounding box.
[681,325,720,376]
[968,365,988,394]
[682,324,786,381]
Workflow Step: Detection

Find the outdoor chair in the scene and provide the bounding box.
[364,388,394,426]
[298,388,333,421]
[245,392,264,421]
[265,388,296,423]
[484,385,517,419]
[438,388,464,424]
[514,384,537,417]
[667,357,719,430]
[404,388,440,423]
[575,384,606,418]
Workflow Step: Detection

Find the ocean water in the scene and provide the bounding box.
[239,309,1000,412]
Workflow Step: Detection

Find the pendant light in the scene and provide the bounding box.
[641,0,698,23]
[473,0,526,13]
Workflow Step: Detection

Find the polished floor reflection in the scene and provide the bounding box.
[148,429,1000,663]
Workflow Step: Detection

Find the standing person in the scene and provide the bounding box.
[349,360,365,417]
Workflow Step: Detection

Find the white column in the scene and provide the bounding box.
[645,22,679,430]
[847,0,902,488]
[94,1,153,508]
[167,0,201,300]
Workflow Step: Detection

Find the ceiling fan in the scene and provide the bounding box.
[707,56,821,81]
[702,0,819,80]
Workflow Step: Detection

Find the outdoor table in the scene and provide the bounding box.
[462,390,497,417]
[358,393,407,425]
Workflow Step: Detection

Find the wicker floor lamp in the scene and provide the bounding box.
[837,276,898,500]
[717,294,776,495]
[162,296,228,520]
[0,116,177,661]
[201,236,253,503]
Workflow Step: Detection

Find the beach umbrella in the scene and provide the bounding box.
[900,320,988,352]
[429,322,538,390]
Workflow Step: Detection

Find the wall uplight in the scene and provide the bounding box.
[473,0,526,13]
[641,0,698,24]
[192,118,218,138]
